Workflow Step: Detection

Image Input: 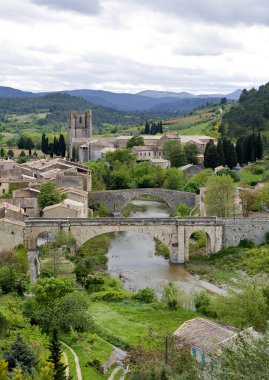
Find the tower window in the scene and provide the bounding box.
[79,116,82,123]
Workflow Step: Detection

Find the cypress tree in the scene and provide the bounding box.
[217,139,226,166]
[235,137,244,165]
[41,133,47,154]
[247,134,255,162]
[226,143,237,169]
[221,136,230,163]
[47,329,67,380]
[144,121,150,134]
[150,122,157,135]
[3,333,37,374]
[159,120,163,134]
[59,134,66,157]
[204,141,220,169]
[256,133,263,160]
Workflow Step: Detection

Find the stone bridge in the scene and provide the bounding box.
[24,217,269,263]
[88,189,197,214]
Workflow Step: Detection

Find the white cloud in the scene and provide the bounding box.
[0,0,268,94]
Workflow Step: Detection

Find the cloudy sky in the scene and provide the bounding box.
[0,0,269,94]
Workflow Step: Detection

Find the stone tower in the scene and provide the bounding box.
[67,110,92,159]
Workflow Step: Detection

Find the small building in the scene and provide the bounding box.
[42,198,88,218]
[173,318,247,366]
[149,158,170,169]
[0,178,9,196]
[0,202,25,221]
[180,164,202,176]
[60,187,88,207]
[131,146,164,161]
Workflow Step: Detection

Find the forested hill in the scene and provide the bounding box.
[0,93,143,128]
[221,82,269,137]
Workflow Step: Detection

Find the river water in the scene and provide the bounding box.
[106,200,225,296]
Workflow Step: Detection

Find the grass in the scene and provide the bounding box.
[62,333,113,380]
[239,160,269,185]
[154,238,170,259]
[188,243,269,286]
[122,203,147,217]
[90,300,197,348]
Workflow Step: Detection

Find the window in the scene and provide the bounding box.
[79,116,82,123]
[2,189,5,194]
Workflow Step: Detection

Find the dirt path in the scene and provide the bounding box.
[61,341,82,380]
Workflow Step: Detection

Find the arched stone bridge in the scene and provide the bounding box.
[24,217,269,263]
[88,189,197,214]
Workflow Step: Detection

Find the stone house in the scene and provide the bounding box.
[0,202,25,221]
[180,164,202,176]
[173,317,253,367]
[42,198,88,218]
[60,187,88,208]
[131,146,164,161]
[0,178,9,196]
[0,218,25,249]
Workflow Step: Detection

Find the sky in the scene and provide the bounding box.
[0,0,269,94]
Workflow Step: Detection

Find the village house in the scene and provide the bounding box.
[173,317,256,367]
[0,201,25,221]
[180,164,202,176]
[149,158,170,169]
[42,198,88,218]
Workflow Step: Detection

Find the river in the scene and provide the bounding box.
[106,200,226,296]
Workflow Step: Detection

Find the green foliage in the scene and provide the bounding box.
[191,168,214,186]
[174,203,191,217]
[216,168,240,182]
[3,333,37,375]
[211,285,269,332]
[205,175,236,217]
[162,283,183,309]
[204,140,219,169]
[126,135,144,148]
[47,329,67,380]
[238,239,254,248]
[194,291,213,316]
[163,168,186,190]
[37,182,66,209]
[163,140,186,167]
[135,288,157,304]
[91,203,110,217]
[90,290,133,302]
[210,330,269,380]
[154,238,170,259]
[184,142,199,165]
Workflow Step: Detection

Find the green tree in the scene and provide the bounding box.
[0,147,6,157]
[226,142,237,169]
[58,134,66,157]
[105,149,136,169]
[216,139,226,166]
[144,121,150,134]
[110,167,134,189]
[47,329,67,380]
[184,142,199,165]
[204,140,219,169]
[256,133,263,159]
[3,333,37,375]
[163,168,185,190]
[126,135,144,148]
[205,175,236,217]
[37,182,66,209]
[7,149,14,158]
[164,140,186,167]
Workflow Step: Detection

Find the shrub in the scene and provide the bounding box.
[174,203,191,217]
[135,287,157,303]
[194,291,213,316]
[239,239,255,248]
[162,283,183,309]
[85,276,105,293]
[90,290,133,302]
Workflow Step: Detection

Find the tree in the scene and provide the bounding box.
[3,333,37,374]
[163,168,185,190]
[58,134,66,157]
[216,139,225,166]
[256,133,263,159]
[41,133,48,154]
[210,330,269,380]
[37,182,66,209]
[226,142,237,169]
[144,121,150,134]
[164,140,186,167]
[25,137,34,156]
[0,147,6,158]
[235,137,245,165]
[19,150,26,157]
[7,149,14,158]
[204,140,219,169]
[126,135,144,148]
[205,175,236,217]
[53,137,60,156]
[240,190,260,217]
[47,329,67,380]
[184,142,199,165]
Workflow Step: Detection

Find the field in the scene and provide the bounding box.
[239,160,269,185]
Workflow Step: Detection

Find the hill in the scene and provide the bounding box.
[221,82,269,137]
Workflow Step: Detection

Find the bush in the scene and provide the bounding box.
[135,287,157,303]
[90,290,133,302]
[239,239,255,248]
[174,203,191,217]
[85,276,105,293]
[216,168,240,182]
[162,283,183,309]
[194,291,213,316]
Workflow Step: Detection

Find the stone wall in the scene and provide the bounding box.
[0,218,24,249]
[88,189,197,213]
[222,218,269,246]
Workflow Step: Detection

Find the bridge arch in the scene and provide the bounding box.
[183,225,217,262]
[88,189,197,215]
